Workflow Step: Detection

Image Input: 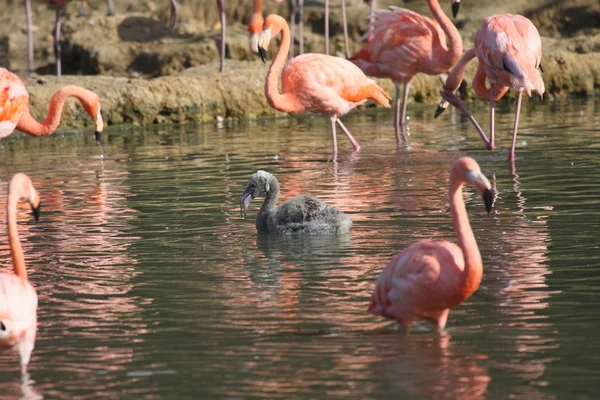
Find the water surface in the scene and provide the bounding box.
[1,98,599,399]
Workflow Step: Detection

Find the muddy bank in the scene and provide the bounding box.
[23,48,600,131]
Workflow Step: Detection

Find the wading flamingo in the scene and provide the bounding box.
[0,67,104,142]
[369,156,493,329]
[435,14,544,161]
[351,0,462,133]
[24,0,178,76]
[0,173,41,374]
[257,14,391,160]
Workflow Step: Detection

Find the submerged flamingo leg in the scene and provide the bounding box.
[341,0,349,58]
[440,91,492,149]
[25,0,34,75]
[216,0,226,72]
[336,118,361,151]
[330,116,338,160]
[509,89,524,161]
[107,0,115,16]
[53,8,62,76]
[289,0,296,58]
[298,0,304,55]
[324,0,329,55]
[489,86,496,149]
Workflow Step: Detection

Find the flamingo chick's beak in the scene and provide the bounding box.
[258,28,272,64]
[240,188,254,219]
[467,170,494,213]
[451,0,461,18]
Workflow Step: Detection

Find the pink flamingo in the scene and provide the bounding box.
[435,14,544,160]
[351,0,462,133]
[24,0,177,76]
[0,173,41,374]
[0,67,104,142]
[257,14,391,160]
[369,156,493,329]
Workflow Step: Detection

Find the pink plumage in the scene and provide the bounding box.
[369,157,493,329]
[0,173,41,373]
[351,0,463,132]
[437,14,544,161]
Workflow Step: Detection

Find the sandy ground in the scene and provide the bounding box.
[1,0,599,129]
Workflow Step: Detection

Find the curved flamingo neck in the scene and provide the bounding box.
[16,86,94,137]
[428,0,462,69]
[449,174,482,298]
[445,48,476,92]
[249,0,264,33]
[7,176,31,281]
[252,0,263,14]
[256,176,280,232]
[472,62,509,101]
[265,20,300,113]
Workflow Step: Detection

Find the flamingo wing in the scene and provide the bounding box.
[282,54,390,115]
[351,7,445,80]
[475,14,544,96]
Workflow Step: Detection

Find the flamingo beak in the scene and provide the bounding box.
[240,187,254,219]
[31,201,41,222]
[94,109,104,144]
[258,28,272,64]
[483,189,493,214]
[451,1,460,18]
[467,170,493,213]
[250,32,260,54]
[435,100,448,118]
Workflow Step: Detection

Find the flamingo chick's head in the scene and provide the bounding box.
[453,157,494,213]
[240,170,273,219]
[451,0,461,18]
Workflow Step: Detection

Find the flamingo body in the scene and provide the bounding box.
[0,71,29,139]
[351,1,462,131]
[369,157,493,329]
[280,53,390,117]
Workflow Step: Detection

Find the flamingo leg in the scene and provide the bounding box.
[53,8,62,76]
[367,0,376,40]
[77,0,86,17]
[298,0,304,55]
[216,0,226,72]
[399,80,411,128]
[489,85,496,149]
[509,89,524,161]
[25,0,34,76]
[324,0,329,55]
[289,0,296,58]
[340,0,349,58]
[107,0,115,16]
[168,0,179,31]
[393,84,401,130]
[336,118,361,151]
[330,116,338,161]
[440,91,492,149]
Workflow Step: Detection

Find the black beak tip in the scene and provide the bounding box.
[94,131,101,143]
[482,188,494,214]
[31,203,41,222]
[434,105,445,119]
[452,2,460,18]
[258,47,267,64]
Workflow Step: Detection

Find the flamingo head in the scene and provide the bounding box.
[451,0,461,18]
[240,170,273,219]
[27,183,41,222]
[453,157,494,213]
[80,91,104,143]
[258,15,286,63]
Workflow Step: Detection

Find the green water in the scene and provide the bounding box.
[1,98,599,399]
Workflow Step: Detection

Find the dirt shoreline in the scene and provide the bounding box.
[1,0,599,130]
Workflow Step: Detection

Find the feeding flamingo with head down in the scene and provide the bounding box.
[257,14,391,160]
[0,173,41,374]
[0,67,103,142]
[369,156,493,330]
[351,0,462,134]
[435,14,544,161]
